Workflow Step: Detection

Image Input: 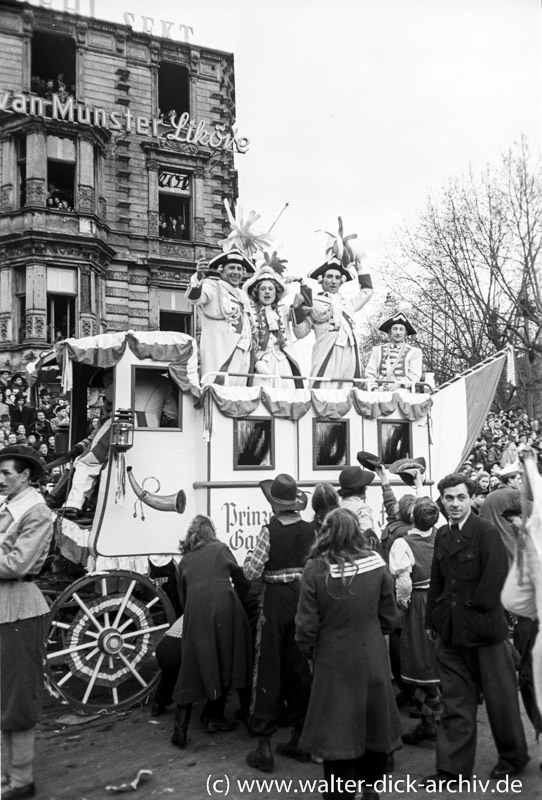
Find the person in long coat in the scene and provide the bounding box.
[171,515,252,749]
[389,497,442,744]
[295,507,401,800]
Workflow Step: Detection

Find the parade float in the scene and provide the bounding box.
[35,328,510,713]
[31,211,513,713]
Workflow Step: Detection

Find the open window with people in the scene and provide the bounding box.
[133,367,181,429]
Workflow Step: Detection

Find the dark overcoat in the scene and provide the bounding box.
[425,512,509,647]
[173,540,252,705]
[295,553,401,760]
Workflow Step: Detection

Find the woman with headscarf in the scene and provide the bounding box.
[243,265,303,388]
[296,507,400,800]
[171,515,252,749]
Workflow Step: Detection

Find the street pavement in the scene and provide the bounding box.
[35,694,542,800]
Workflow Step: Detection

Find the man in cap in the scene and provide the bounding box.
[0,445,54,799]
[186,250,255,386]
[292,256,373,389]
[337,465,375,534]
[244,474,314,772]
[480,462,522,563]
[0,368,11,392]
[365,311,423,391]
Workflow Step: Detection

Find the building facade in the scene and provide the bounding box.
[0,0,242,371]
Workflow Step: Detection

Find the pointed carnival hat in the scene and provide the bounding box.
[307,217,371,286]
[243,252,289,299]
[206,200,272,277]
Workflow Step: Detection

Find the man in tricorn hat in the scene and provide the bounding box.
[292,256,373,389]
[365,310,423,391]
[244,474,314,772]
[186,249,256,386]
[0,445,54,799]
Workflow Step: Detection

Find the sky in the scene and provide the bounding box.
[82,0,541,290]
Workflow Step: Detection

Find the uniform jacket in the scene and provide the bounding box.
[292,291,363,383]
[365,342,423,389]
[425,512,509,647]
[185,277,253,383]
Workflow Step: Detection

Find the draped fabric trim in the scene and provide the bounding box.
[57,331,200,397]
[200,385,432,422]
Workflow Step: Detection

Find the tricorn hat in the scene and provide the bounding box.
[379,312,416,336]
[356,451,383,472]
[0,444,46,479]
[243,265,286,299]
[207,248,256,276]
[390,456,428,486]
[338,466,375,495]
[307,256,354,284]
[260,474,308,511]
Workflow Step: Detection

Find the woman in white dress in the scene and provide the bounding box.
[243,266,303,389]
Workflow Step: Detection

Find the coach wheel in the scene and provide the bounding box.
[44,570,176,713]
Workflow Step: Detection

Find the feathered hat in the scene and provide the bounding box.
[207,200,272,276]
[307,217,365,283]
[243,251,288,299]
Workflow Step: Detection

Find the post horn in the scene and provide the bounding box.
[127,467,186,514]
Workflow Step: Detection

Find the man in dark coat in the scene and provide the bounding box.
[243,474,314,772]
[424,473,529,786]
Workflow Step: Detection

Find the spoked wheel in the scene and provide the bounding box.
[44,570,176,713]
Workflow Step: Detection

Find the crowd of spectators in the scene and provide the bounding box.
[159,213,187,240]
[0,368,71,466]
[460,406,542,498]
[30,73,74,102]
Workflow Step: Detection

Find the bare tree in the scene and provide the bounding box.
[377,139,542,417]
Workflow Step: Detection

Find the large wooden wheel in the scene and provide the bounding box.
[44,570,176,713]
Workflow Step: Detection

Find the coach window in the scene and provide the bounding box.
[378,420,411,465]
[31,31,76,100]
[158,168,191,240]
[313,419,349,469]
[132,367,181,429]
[158,62,190,121]
[234,418,274,469]
[47,136,76,212]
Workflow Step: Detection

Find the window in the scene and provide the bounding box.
[313,419,349,469]
[132,367,181,429]
[234,418,274,469]
[378,421,411,465]
[159,290,192,335]
[47,136,75,211]
[158,168,191,240]
[14,268,26,343]
[158,62,189,121]
[31,31,76,100]
[47,267,77,342]
[17,136,26,207]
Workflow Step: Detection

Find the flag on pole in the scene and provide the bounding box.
[429,350,507,481]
